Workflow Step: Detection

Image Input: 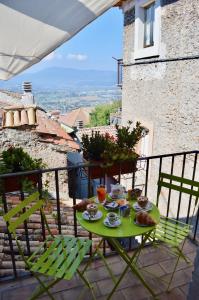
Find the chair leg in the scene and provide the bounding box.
[29,275,60,300]
[77,269,96,300]
[167,239,187,292]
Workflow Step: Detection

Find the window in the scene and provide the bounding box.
[134,0,161,59]
[144,3,155,47]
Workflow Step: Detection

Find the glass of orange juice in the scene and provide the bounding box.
[97,185,106,203]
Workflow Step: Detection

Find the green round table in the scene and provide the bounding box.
[76,200,160,299]
[76,200,160,238]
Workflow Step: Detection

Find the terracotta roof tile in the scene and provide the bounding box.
[36,110,79,150]
[77,125,117,141]
[59,107,92,127]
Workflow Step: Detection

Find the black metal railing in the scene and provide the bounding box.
[0,150,198,280]
[113,57,123,88]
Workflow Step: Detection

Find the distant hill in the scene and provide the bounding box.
[0,67,117,90]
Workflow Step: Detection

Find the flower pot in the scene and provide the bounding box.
[88,159,137,179]
[1,174,39,193]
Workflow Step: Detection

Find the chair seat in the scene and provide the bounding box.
[27,236,91,280]
[154,216,191,247]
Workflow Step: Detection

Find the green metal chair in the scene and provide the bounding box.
[3,191,95,300]
[151,172,199,291]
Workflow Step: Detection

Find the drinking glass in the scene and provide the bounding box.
[97,185,106,203]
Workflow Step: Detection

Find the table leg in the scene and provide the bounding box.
[82,238,117,284]
[106,231,157,299]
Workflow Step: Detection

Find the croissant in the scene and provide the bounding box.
[73,199,92,212]
[136,211,156,226]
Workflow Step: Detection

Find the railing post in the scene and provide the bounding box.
[177,154,186,220]
[166,155,175,217]
[71,168,77,237]
[144,158,149,196]
[2,188,17,278]
[38,172,46,242]
[20,189,31,256]
[55,170,61,235]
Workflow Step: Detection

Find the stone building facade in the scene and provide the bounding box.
[121,0,199,156]
[0,128,69,198]
[120,0,199,217]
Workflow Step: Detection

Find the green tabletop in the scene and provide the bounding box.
[76,201,160,238]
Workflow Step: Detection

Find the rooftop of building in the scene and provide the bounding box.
[0,90,79,150]
[59,107,93,128]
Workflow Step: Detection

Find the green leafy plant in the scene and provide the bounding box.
[82,131,112,161]
[82,121,145,164]
[0,147,45,174]
[0,147,46,193]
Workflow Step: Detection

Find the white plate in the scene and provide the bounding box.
[104,201,119,210]
[132,201,153,212]
[103,217,121,228]
[82,210,103,221]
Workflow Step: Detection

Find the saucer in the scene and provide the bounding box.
[82,210,102,221]
[132,201,153,212]
[103,217,121,228]
[104,201,119,210]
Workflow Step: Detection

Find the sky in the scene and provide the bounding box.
[27,7,123,74]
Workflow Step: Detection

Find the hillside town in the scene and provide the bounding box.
[0,1,199,300]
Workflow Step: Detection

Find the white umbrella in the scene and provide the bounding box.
[0,0,119,80]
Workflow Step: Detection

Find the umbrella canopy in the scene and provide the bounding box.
[0,0,119,80]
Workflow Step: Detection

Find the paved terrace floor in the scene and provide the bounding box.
[0,239,197,300]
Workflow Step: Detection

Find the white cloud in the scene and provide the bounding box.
[67,53,88,61]
[44,51,62,61]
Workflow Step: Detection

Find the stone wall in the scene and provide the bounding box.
[122,0,199,155]
[121,0,199,216]
[0,128,70,199]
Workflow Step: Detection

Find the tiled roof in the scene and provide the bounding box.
[59,107,92,127]
[77,125,117,141]
[36,110,79,150]
[0,89,79,150]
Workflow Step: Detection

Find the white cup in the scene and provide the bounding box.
[107,212,119,225]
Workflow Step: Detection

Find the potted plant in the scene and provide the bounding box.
[82,121,144,178]
[0,147,45,192]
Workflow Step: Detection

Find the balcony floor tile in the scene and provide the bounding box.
[0,242,197,300]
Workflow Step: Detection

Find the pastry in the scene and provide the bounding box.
[73,199,92,212]
[136,211,156,226]
[116,199,127,206]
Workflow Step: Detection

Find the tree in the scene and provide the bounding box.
[89,100,121,127]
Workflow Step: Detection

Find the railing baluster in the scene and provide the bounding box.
[144,158,149,196]
[20,189,31,256]
[193,206,199,240]
[156,157,162,208]
[166,155,175,217]
[176,154,186,220]
[186,153,198,226]
[38,173,46,242]
[2,188,17,278]
[132,168,136,189]
[55,170,61,235]
[72,168,77,237]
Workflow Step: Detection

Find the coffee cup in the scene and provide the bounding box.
[137,196,148,208]
[107,212,119,225]
[86,203,98,218]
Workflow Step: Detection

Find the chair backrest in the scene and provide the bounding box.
[158,172,199,197]
[157,172,199,209]
[3,191,45,234]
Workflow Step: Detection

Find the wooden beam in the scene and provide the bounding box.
[114,0,125,7]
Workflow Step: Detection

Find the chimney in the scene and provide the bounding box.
[21,82,35,105]
[76,120,84,129]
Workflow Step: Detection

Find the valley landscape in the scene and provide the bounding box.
[0,67,121,112]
